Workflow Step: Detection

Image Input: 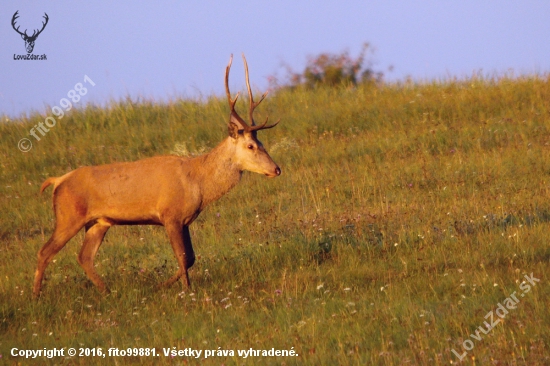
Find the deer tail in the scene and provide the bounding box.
[40,177,58,194]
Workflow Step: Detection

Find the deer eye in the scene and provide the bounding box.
[247,144,254,150]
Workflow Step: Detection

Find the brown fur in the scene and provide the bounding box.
[33,55,281,297]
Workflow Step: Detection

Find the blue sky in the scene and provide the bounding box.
[1,1,549,118]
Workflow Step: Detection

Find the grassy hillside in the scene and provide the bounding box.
[1,76,550,364]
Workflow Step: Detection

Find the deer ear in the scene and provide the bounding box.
[228,113,247,139]
[229,113,247,129]
[228,122,240,139]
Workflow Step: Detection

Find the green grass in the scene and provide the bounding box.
[1,75,550,365]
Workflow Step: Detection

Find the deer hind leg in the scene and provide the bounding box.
[33,217,84,297]
[162,224,195,288]
[77,221,111,294]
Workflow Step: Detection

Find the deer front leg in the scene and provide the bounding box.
[162,224,195,288]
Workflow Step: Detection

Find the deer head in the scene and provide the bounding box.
[225,54,281,177]
[12,11,49,54]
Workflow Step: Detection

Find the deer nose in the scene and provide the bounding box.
[275,167,281,176]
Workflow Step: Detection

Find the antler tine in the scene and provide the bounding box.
[248,117,280,132]
[242,54,268,126]
[224,54,240,110]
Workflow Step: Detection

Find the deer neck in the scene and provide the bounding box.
[194,137,242,209]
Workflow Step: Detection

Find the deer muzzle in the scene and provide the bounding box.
[266,166,281,177]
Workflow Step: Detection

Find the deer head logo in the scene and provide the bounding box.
[12,11,49,54]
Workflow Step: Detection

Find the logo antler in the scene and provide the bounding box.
[12,11,49,54]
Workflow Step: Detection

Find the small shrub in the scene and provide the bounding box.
[271,42,384,89]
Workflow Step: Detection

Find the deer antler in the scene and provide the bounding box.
[242,54,268,126]
[225,55,239,111]
[225,54,279,133]
[11,11,26,37]
[225,55,250,130]
[242,54,280,131]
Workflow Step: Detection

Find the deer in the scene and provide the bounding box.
[11,11,49,54]
[33,54,281,297]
